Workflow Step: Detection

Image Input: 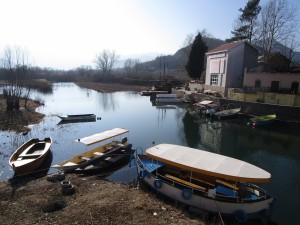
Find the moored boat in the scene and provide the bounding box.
[247,114,276,127]
[9,137,52,175]
[212,107,241,119]
[58,114,96,121]
[155,94,183,104]
[136,144,275,224]
[52,128,131,172]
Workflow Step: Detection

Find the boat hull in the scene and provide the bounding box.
[248,114,276,127]
[9,138,52,175]
[58,114,96,121]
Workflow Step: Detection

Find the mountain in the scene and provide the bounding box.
[140,37,225,71]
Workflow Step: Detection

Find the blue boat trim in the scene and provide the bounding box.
[140,159,164,173]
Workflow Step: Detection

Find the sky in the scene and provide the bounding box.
[1,0,300,69]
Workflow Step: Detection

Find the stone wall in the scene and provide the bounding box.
[228,90,300,107]
[219,98,300,123]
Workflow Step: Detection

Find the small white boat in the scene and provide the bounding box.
[58,114,96,121]
[213,107,241,119]
[52,128,131,172]
[155,94,183,103]
[136,144,275,224]
[9,138,52,175]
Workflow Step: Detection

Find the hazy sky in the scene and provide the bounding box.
[1,0,299,69]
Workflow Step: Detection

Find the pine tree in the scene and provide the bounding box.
[185,33,208,79]
[227,0,261,43]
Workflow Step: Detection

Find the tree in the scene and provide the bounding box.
[94,50,119,76]
[1,46,32,111]
[185,33,208,79]
[181,29,212,74]
[255,0,297,60]
[124,58,141,77]
[227,0,261,43]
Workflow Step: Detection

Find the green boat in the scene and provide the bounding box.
[248,114,276,127]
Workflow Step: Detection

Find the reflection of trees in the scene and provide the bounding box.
[97,93,118,111]
[182,111,200,148]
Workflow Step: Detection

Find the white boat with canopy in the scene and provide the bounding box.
[52,128,131,172]
[136,144,275,224]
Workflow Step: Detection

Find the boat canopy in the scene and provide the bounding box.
[146,144,271,183]
[75,128,129,146]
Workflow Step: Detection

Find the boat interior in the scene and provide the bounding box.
[61,138,129,166]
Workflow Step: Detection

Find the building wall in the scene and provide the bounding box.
[205,42,258,96]
[243,72,300,91]
[226,45,244,88]
[205,52,228,87]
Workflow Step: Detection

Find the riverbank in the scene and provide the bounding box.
[76,81,151,93]
[0,173,223,225]
[0,95,44,133]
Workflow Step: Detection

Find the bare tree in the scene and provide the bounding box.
[94,50,119,76]
[255,0,298,59]
[1,46,32,111]
[124,58,141,77]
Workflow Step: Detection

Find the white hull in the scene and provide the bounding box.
[141,174,274,217]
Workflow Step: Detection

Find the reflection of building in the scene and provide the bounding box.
[198,122,222,152]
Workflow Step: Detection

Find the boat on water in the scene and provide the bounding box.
[52,128,131,172]
[212,107,241,119]
[155,94,183,104]
[9,137,52,175]
[136,144,275,224]
[248,114,276,127]
[58,114,96,122]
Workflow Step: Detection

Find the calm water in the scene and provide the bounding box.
[1,82,299,225]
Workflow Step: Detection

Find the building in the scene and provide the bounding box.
[204,41,258,96]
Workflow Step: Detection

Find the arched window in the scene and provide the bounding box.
[255,79,261,88]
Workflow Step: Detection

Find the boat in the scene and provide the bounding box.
[155,94,183,104]
[57,114,96,122]
[212,107,241,119]
[75,145,133,174]
[136,144,275,224]
[247,114,276,127]
[9,137,52,175]
[52,128,131,172]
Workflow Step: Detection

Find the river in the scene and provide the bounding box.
[0,82,299,225]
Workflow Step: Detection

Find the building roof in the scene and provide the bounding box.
[206,41,257,55]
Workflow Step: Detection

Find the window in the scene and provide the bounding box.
[210,74,218,86]
[255,79,261,88]
[210,60,220,73]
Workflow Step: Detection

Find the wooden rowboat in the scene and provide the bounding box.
[136,144,275,224]
[9,137,52,175]
[52,128,131,172]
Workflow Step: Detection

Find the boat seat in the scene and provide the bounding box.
[105,155,123,163]
[216,179,239,190]
[63,162,78,166]
[93,152,104,156]
[165,174,206,191]
[192,177,215,187]
[80,156,92,161]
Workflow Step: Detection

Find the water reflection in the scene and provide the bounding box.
[0,83,299,225]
